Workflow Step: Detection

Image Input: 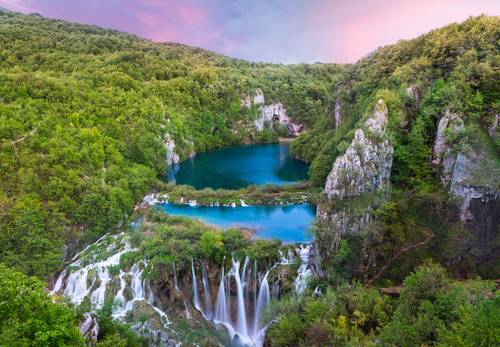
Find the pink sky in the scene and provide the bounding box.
[1,0,498,63]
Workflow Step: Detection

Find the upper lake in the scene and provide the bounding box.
[168,143,308,189]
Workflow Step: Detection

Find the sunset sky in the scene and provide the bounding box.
[1,0,499,63]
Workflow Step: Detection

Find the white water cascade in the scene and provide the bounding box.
[51,234,170,328]
[294,244,313,294]
[253,271,270,337]
[192,257,272,347]
[191,259,202,312]
[201,260,213,319]
[52,230,314,347]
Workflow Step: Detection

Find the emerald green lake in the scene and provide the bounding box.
[168,143,309,189]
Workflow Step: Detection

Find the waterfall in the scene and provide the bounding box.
[294,244,312,294]
[253,271,270,336]
[191,259,201,312]
[201,260,213,319]
[231,259,248,338]
[213,267,229,324]
[130,263,144,299]
[52,234,170,330]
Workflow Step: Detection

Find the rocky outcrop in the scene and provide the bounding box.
[432,109,500,261]
[488,113,499,137]
[164,134,180,167]
[254,102,303,136]
[242,89,304,137]
[334,97,342,130]
[80,313,99,343]
[324,99,393,200]
[406,84,420,104]
[241,88,265,108]
[317,99,393,248]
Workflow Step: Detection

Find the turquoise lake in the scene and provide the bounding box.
[157,203,316,243]
[168,143,309,190]
[162,143,315,243]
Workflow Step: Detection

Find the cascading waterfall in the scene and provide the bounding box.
[191,259,202,312]
[253,271,270,337]
[192,256,275,347]
[173,262,180,292]
[294,244,312,294]
[200,260,213,319]
[53,229,314,347]
[52,234,170,329]
[232,259,249,339]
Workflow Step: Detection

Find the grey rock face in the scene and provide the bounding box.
[432,110,500,260]
[255,102,303,137]
[324,100,393,200]
[317,100,393,244]
[334,98,342,130]
[80,312,99,343]
[488,113,499,137]
[240,88,265,108]
[164,134,180,167]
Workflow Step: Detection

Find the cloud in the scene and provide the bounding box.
[1,0,499,63]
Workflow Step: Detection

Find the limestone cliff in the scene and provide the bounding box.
[324,99,393,200]
[164,134,180,167]
[317,100,393,245]
[241,89,304,137]
[432,109,500,261]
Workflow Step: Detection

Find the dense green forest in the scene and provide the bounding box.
[0,8,498,347]
[293,15,499,279]
[0,9,340,278]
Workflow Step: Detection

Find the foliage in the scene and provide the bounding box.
[266,282,390,346]
[134,211,278,275]
[0,9,339,278]
[0,263,84,346]
[94,299,151,347]
[267,262,497,346]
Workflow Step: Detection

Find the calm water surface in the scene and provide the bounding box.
[158,203,315,243]
[168,143,308,189]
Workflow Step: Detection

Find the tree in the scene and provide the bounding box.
[0,264,84,346]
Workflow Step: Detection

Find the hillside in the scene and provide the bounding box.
[292,15,499,279]
[0,9,498,347]
[0,9,341,277]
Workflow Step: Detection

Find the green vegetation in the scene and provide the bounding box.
[0,264,84,346]
[0,9,498,346]
[266,262,499,346]
[0,9,339,278]
[302,15,499,279]
[123,209,282,277]
[154,181,317,206]
[293,15,499,188]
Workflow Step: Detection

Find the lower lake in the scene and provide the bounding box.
[157,203,316,243]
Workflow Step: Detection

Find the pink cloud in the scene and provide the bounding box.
[307,0,500,62]
[0,0,36,13]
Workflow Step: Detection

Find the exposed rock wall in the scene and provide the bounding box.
[324,99,393,200]
[164,134,180,167]
[334,97,342,130]
[432,109,500,261]
[241,89,304,137]
[317,99,393,247]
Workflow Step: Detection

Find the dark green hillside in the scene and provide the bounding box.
[292,15,499,279]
